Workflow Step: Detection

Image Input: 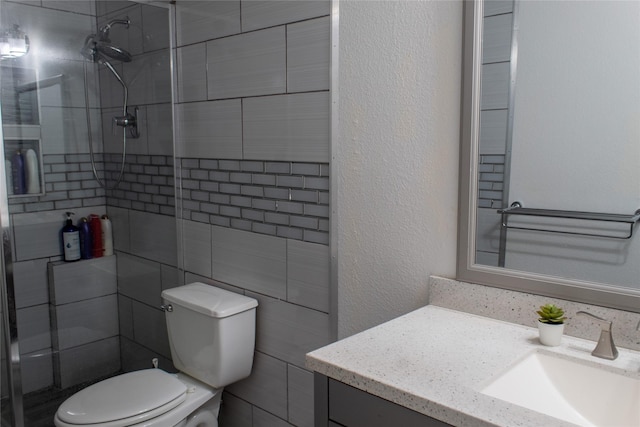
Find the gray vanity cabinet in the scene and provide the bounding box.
[314,373,452,427]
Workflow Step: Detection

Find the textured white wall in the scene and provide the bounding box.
[336,0,463,338]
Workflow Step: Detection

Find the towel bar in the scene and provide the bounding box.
[497,202,640,239]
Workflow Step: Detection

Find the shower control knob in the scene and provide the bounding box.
[113,113,136,127]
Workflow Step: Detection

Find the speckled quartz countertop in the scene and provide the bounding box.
[306,305,640,427]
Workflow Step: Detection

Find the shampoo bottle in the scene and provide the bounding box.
[61,212,81,262]
[89,214,103,258]
[11,150,25,195]
[101,214,113,256]
[78,217,93,260]
[5,160,13,196]
[25,148,40,194]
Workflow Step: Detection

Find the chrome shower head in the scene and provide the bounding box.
[81,17,132,63]
[95,40,132,62]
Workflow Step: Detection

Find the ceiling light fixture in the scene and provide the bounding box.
[0,25,29,60]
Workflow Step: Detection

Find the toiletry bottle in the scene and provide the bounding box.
[61,212,81,262]
[101,214,113,256]
[25,148,40,194]
[5,160,13,196]
[89,214,103,258]
[78,217,93,260]
[11,150,25,195]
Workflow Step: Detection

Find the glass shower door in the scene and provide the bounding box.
[1,0,27,424]
[0,0,174,425]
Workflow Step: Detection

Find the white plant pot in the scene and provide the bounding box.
[538,321,564,346]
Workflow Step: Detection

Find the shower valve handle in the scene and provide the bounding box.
[113,112,136,127]
[112,106,140,139]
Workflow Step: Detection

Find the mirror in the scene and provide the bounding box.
[457,0,640,312]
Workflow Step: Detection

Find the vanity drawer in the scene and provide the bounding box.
[327,378,451,427]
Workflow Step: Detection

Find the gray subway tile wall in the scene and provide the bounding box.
[477,154,505,208]
[287,17,331,92]
[55,336,120,389]
[242,92,330,162]
[175,100,243,159]
[175,1,241,46]
[15,305,51,355]
[52,295,119,350]
[240,0,330,32]
[48,257,121,388]
[287,365,315,427]
[479,109,508,154]
[4,2,331,426]
[211,226,288,299]
[206,27,287,99]
[174,2,332,425]
[48,256,117,305]
[104,154,175,215]
[226,351,289,420]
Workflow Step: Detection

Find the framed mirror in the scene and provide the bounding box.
[457,0,640,312]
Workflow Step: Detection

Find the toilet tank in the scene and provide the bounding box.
[161,282,258,389]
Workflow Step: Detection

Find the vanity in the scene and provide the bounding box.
[306,280,640,427]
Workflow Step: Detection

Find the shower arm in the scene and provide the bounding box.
[101,60,128,115]
[101,60,139,137]
[99,19,130,41]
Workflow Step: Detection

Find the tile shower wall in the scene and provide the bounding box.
[104,153,175,216]
[1,0,176,398]
[94,1,180,374]
[174,2,332,426]
[8,154,106,214]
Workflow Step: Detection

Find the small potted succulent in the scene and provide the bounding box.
[536,304,567,346]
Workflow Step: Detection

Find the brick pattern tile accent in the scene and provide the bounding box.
[180,158,330,245]
[104,154,175,216]
[478,154,505,209]
[8,154,107,214]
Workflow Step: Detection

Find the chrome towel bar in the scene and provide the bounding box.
[497,202,640,239]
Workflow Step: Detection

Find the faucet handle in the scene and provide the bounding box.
[577,311,618,360]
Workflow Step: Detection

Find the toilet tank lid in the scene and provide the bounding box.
[162,282,258,318]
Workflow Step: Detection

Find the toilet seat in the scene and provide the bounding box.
[55,369,187,427]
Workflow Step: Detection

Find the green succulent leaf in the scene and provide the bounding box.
[536,304,567,324]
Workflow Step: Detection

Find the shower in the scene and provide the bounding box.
[81,17,139,189]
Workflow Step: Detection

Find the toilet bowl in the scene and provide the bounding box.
[54,283,258,427]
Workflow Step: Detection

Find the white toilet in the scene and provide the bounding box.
[54,282,258,427]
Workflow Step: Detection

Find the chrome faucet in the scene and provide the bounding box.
[576,311,618,360]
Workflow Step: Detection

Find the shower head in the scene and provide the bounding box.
[81,17,132,63]
[81,35,132,63]
[95,41,132,62]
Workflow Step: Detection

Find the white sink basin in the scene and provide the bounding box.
[481,351,640,427]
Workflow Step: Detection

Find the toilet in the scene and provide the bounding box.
[54,282,258,427]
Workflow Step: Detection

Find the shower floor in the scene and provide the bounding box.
[2,386,75,427]
[1,376,113,427]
